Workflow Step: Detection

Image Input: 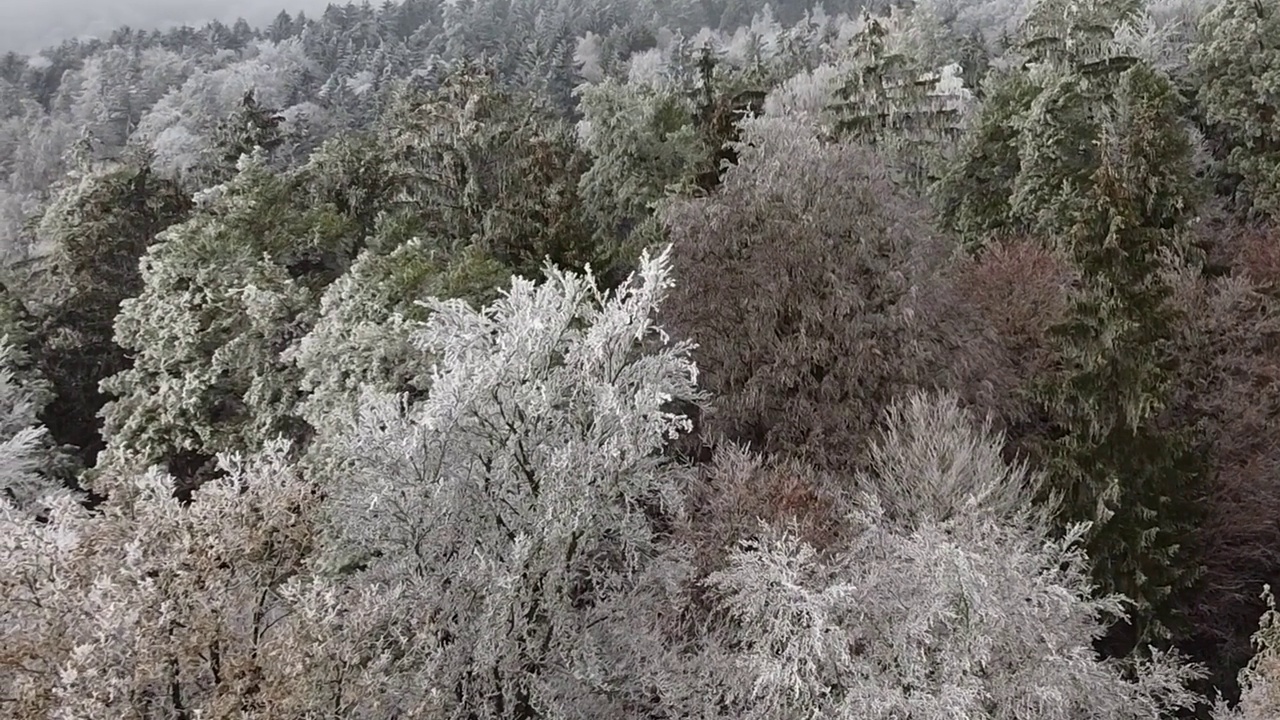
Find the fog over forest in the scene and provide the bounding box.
[0,0,336,53]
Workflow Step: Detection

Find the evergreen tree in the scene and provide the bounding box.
[287,237,495,441]
[1019,0,1144,67]
[1034,59,1206,657]
[32,157,190,468]
[575,72,708,255]
[934,66,1041,244]
[202,88,288,186]
[939,0,1209,658]
[96,153,358,499]
[1191,0,1280,221]
[938,0,1151,244]
[268,10,296,43]
[377,61,608,286]
[830,11,966,190]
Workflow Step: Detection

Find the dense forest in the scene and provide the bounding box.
[1,0,1279,716]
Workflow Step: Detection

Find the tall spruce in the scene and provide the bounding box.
[830,11,966,190]
[202,88,288,185]
[1020,1,1207,657]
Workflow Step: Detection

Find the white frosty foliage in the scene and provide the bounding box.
[0,339,68,516]
[1214,586,1280,720]
[763,60,850,126]
[574,31,605,84]
[135,39,318,177]
[857,391,1055,531]
[316,245,702,716]
[627,47,673,88]
[1,441,323,718]
[697,392,1204,720]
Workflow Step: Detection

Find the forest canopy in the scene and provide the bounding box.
[2,0,1280,718]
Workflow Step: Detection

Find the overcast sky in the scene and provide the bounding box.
[0,0,339,54]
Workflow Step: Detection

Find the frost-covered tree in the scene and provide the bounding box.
[97,153,358,498]
[689,391,1205,719]
[67,47,144,151]
[931,15,1208,657]
[135,39,320,180]
[0,336,70,517]
[829,11,968,189]
[0,98,78,208]
[33,158,190,466]
[935,66,1041,244]
[201,88,288,185]
[575,74,708,249]
[286,238,477,440]
[311,246,702,717]
[662,114,973,474]
[938,0,1194,244]
[0,442,325,719]
[1019,0,1144,66]
[1191,0,1280,221]
[1035,59,1206,657]
[291,132,396,241]
[1212,586,1280,720]
[856,390,1056,531]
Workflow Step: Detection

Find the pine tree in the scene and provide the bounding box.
[938,0,1150,244]
[575,71,708,255]
[203,89,288,186]
[268,10,295,43]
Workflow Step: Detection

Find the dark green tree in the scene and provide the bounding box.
[1191,0,1280,221]
[202,89,288,185]
[376,61,608,288]
[934,67,1040,245]
[940,0,1209,658]
[31,157,191,469]
[1034,61,1207,658]
[937,0,1146,245]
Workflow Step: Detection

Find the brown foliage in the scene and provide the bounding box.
[678,445,848,579]
[942,237,1075,460]
[660,117,975,474]
[1212,221,1280,291]
[951,238,1074,374]
[1167,263,1280,701]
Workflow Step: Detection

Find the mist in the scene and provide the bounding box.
[0,0,338,54]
